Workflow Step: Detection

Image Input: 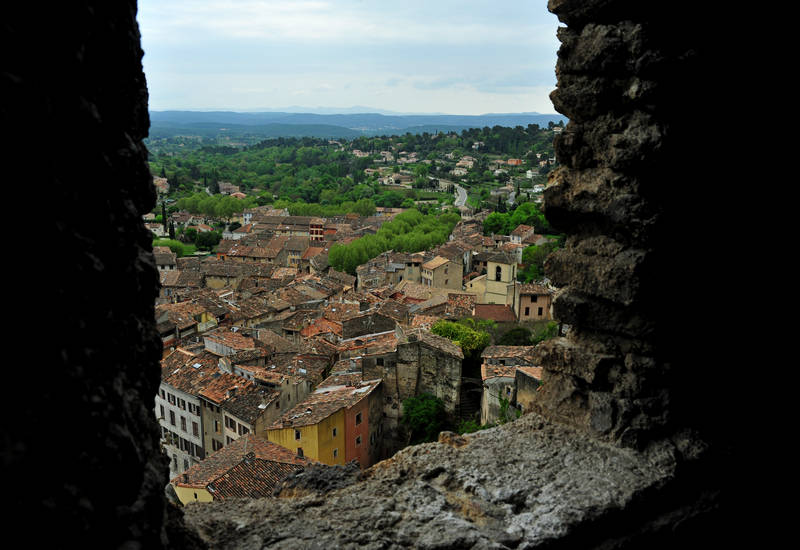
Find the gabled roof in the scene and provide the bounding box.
[510,224,534,237]
[481,363,516,381]
[269,379,381,429]
[422,256,450,270]
[519,283,554,296]
[481,345,538,359]
[171,434,310,493]
[405,328,463,359]
[473,304,516,322]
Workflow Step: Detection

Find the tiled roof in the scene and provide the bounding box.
[156,301,206,330]
[446,293,476,317]
[161,350,220,396]
[519,283,554,296]
[516,366,544,380]
[256,329,298,354]
[224,384,282,424]
[269,380,381,429]
[160,270,181,287]
[207,457,303,500]
[322,302,362,322]
[473,304,516,322]
[172,434,309,491]
[301,317,343,339]
[481,345,538,359]
[272,267,298,279]
[405,328,464,359]
[204,328,257,353]
[410,314,441,329]
[481,363,517,381]
[377,300,410,323]
[422,256,450,270]
[198,371,251,405]
[301,246,325,260]
[510,224,534,236]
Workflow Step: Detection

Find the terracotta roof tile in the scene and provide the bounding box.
[172,434,310,491]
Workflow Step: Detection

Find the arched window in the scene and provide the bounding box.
[495,265,502,281]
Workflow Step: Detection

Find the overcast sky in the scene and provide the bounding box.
[138,0,561,115]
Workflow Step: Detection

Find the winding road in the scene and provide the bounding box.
[453,183,468,207]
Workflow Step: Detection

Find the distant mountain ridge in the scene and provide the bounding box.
[149,110,567,139]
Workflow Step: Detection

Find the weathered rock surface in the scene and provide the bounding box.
[183,413,728,549]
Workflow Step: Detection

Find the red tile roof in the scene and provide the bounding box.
[172,434,310,493]
[473,304,516,322]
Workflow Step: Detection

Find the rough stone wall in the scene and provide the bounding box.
[532,0,737,449]
[5,3,198,548]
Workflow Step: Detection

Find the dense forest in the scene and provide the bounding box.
[149,123,559,215]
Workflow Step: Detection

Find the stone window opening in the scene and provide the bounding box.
[29,2,736,548]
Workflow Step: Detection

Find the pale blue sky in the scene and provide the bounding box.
[138,0,561,115]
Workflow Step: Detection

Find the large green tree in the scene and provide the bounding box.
[401,393,447,445]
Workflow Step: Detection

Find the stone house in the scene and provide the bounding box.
[170,434,309,505]
[480,364,516,426]
[153,246,177,272]
[421,256,462,291]
[516,284,554,321]
[361,328,463,452]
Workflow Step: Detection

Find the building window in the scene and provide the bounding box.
[445,279,448,285]
[531,295,538,302]
[333,449,338,458]
[160,389,165,399]
[495,266,502,281]
[226,436,233,445]
[169,411,176,426]
[214,420,221,434]
[212,439,222,452]
[183,459,189,471]
[355,412,362,425]
[356,435,362,446]
[297,448,304,458]
[525,307,530,316]
[192,422,199,437]
[332,427,337,437]
[376,357,384,366]
[538,307,543,316]
[159,405,165,419]
[295,429,301,440]
[180,416,186,431]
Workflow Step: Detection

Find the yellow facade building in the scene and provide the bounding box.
[266,397,347,466]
